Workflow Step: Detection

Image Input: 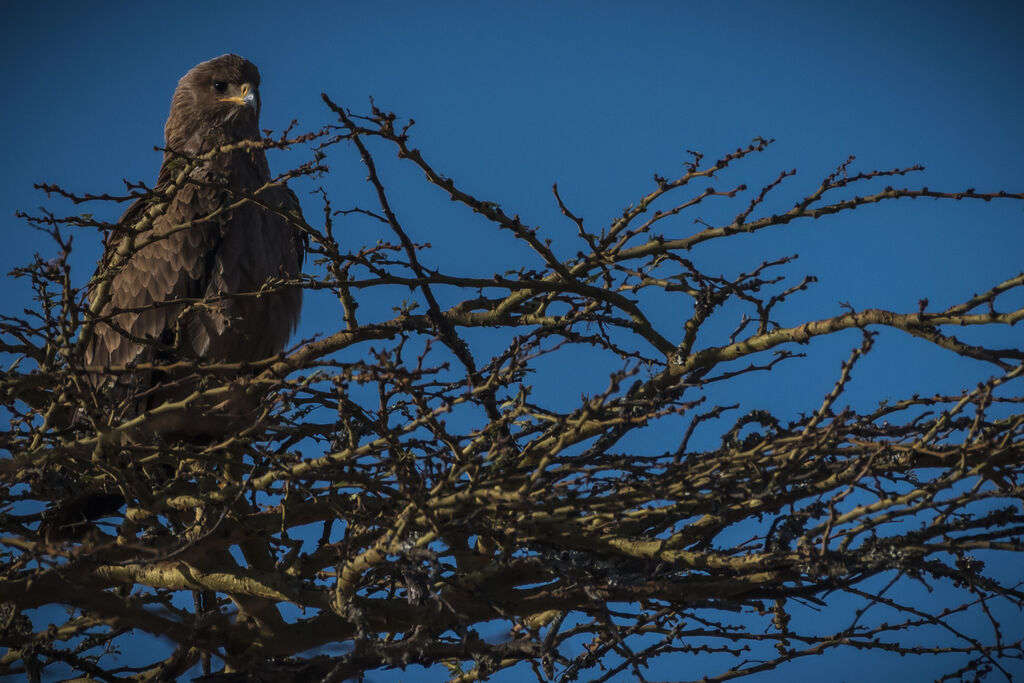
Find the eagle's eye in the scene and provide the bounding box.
[212,81,228,93]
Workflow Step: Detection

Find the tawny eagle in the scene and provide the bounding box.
[85,54,304,435]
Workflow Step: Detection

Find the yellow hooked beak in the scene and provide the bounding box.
[218,82,257,109]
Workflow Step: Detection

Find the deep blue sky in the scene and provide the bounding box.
[3,2,1022,401]
[3,2,1023,681]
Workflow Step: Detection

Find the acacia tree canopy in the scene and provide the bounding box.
[2,97,1023,682]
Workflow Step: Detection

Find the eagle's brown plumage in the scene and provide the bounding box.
[86,54,304,435]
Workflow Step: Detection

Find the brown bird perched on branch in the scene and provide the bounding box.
[84,53,305,436]
[45,55,305,539]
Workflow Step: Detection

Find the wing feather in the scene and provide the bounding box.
[87,156,304,389]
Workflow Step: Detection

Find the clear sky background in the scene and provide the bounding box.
[2,2,1023,681]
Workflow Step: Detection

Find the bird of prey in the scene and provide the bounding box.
[84,54,305,436]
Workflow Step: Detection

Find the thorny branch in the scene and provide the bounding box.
[1,98,1023,682]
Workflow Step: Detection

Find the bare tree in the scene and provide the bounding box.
[2,96,1023,682]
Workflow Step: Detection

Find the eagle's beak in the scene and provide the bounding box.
[218,82,257,109]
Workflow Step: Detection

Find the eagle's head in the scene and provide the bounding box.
[164,54,263,155]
